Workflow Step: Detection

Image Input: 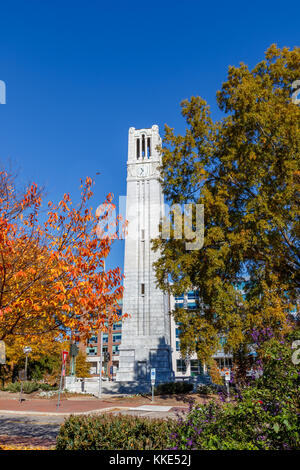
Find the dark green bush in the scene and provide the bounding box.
[38,383,58,391]
[154,382,193,395]
[56,414,175,450]
[5,381,57,394]
[197,384,218,396]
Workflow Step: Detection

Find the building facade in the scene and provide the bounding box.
[170,291,233,378]
[84,301,122,380]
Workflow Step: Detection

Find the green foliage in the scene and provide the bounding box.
[197,384,218,396]
[5,380,58,393]
[56,414,175,450]
[153,44,300,363]
[28,354,61,382]
[170,334,300,450]
[5,381,39,394]
[4,381,21,393]
[154,382,193,395]
[71,350,91,378]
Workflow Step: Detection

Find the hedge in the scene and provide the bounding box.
[154,382,193,395]
[56,414,175,450]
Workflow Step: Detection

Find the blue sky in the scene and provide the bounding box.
[0,0,299,272]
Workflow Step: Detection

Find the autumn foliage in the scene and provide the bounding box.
[153,45,300,362]
[0,170,123,348]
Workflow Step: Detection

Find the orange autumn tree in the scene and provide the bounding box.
[0,169,123,347]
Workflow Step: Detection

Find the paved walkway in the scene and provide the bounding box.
[0,394,191,416]
[0,397,130,415]
[0,394,190,448]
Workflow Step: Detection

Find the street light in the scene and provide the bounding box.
[98,259,105,399]
[23,346,32,380]
[19,346,32,403]
[98,330,103,399]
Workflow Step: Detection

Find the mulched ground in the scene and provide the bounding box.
[0,434,55,449]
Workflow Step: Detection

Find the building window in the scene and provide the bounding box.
[141,283,145,295]
[175,302,184,310]
[88,336,98,344]
[113,322,122,330]
[175,328,181,338]
[187,290,198,300]
[176,340,180,351]
[176,359,187,373]
[112,345,119,355]
[187,302,197,310]
[175,294,184,301]
[147,137,151,157]
[142,134,145,157]
[190,360,203,375]
[102,334,108,344]
[216,357,233,369]
[86,347,97,356]
[136,139,140,159]
[113,334,122,343]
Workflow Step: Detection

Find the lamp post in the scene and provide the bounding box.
[23,346,31,379]
[98,330,103,399]
[98,259,106,399]
[19,346,32,403]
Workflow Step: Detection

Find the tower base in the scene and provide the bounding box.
[116,336,174,383]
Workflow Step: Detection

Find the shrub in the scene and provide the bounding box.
[56,414,175,450]
[5,381,21,393]
[5,380,56,394]
[154,382,193,395]
[170,388,299,450]
[197,384,219,396]
[170,332,300,450]
[38,383,58,391]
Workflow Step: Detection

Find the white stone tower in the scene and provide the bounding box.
[116,125,173,383]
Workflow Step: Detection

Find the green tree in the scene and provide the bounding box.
[153,45,300,364]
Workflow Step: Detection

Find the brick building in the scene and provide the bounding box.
[83,300,123,380]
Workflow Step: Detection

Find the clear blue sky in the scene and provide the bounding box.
[0,0,299,272]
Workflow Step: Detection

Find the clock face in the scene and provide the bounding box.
[137,165,148,178]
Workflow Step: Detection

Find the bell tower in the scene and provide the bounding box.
[116,125,173,384]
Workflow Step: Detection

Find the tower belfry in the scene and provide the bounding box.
[116,125,173,383]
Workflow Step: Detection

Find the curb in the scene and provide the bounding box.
[0,406,131,417]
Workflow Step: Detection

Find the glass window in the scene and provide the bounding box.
[176,340,180,351]
[113,322,122,330]
[187,291,196,299]
[86,347,97,356]
[190,360,203,375]
[175,328,181,338]
[187,302,197,310]
[175,302,184,310]
[112,345,119,355]
[102,334,108,344]
[175,294,184,301]
[113,334,122,343]
[176,359,187,373]
[88,336,98,344]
